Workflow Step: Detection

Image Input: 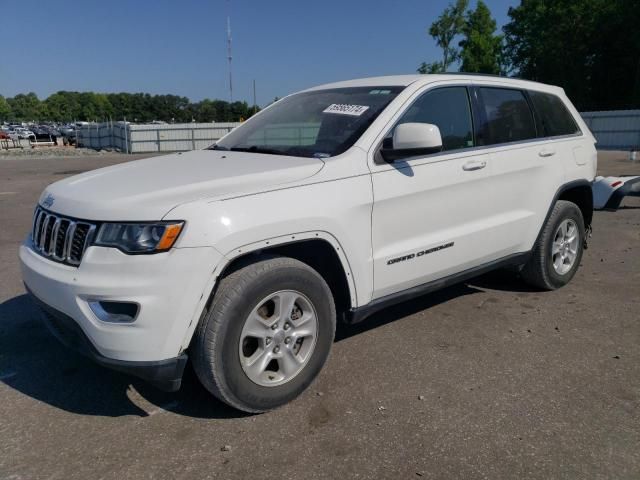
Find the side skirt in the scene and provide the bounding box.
[346,252,531,324]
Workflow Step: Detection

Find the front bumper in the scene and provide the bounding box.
[20,240,223,388]
[28,288,187,391]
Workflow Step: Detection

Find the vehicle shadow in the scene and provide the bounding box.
[1,272,534,419]
[336,269,539,341]
[335,282,480,342]
[0,294,245,420]
[467,268,542,293]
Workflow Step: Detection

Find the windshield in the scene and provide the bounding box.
[210,86,404,158]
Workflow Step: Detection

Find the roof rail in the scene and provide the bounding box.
[429,72,525,80]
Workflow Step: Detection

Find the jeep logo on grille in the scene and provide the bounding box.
[42,194,55,208]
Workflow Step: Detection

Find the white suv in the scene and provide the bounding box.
[20,74,597,412]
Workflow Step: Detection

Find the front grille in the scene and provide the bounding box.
[31,206,97,266]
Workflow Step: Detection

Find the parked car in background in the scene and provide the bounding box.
[31,126,58,145]
[13,128,35,140]
[58,126,77,146]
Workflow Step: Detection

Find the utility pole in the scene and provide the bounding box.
[253,79,257,113]
[227,0,233,103]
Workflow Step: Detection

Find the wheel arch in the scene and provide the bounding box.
[224,232,355,310]
[536,180,593,247]
[184,232,357,352]
[557,181,593,228]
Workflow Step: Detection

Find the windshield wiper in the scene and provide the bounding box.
[206,144,228,151]
[282,146,321,158]
[212,144,317,158]
[229,146,284,155]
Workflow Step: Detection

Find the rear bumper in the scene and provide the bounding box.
[604,177,640,210]
[28,287,187,392]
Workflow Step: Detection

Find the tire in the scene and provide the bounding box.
[192,256,336,413]
[521,200,585,290]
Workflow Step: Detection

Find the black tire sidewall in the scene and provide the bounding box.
[212,264,335,411]
[543,203,585,288]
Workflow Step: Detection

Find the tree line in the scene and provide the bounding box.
[0,91,258,123]
[419,0,640,111]
[2,0,638,120]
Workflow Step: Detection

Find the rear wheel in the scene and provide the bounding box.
[521,200,585,290]
[192,256,335,413]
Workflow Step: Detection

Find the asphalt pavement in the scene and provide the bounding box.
[1,150,639,479]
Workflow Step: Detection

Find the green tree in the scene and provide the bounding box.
[149,95,190,122]
[417,61,444,74]
[503,0,640,110]
[193,99,218,122]
[229,101,251,121]
[3,90,260,123]
[44,92,81,121]
[0,95,11,120]
[418,0,468,73]
[459,1,503,74]
[77,92,111,121]
[7,93,42,121]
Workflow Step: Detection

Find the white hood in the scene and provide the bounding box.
[39,150,324,221]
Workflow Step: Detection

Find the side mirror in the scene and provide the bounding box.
[380,122,443,162]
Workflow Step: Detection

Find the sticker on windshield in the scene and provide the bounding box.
[323,104,370,116]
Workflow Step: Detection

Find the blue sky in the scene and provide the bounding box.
[0,0,517,106]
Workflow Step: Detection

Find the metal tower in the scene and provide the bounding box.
[227,1,233,103]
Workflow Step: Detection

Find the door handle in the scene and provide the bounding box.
[462,160,487,171]
[539,149,556,157]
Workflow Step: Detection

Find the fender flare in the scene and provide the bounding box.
[220,230,358,306]
[533,179,594,248]
[179,230,359,352]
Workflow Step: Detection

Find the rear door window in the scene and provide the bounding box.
[476,87,536,145]
[529,91,581,137]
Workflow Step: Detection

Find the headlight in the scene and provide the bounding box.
[94,221,184,254]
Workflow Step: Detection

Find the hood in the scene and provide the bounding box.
[40,150,324,221]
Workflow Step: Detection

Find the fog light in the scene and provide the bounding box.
[88,301,139,323]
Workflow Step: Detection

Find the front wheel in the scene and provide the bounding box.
[192,256,336,413]
[521,200,585,290]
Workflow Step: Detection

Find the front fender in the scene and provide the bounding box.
[167,174,375,309]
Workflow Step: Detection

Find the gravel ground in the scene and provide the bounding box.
[0,146,122,160]
[0,150,639,480]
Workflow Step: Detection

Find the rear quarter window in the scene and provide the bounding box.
[529,91,581,137]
